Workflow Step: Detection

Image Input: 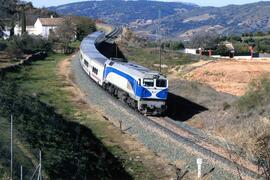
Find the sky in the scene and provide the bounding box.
[28,0,265,8]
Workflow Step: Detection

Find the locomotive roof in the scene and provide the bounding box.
[80,31,108,65]
[81,31,166,80]
[112,61,165,79]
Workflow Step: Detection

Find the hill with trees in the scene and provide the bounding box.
[49,1,270,39]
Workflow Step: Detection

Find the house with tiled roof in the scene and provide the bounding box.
[15,16,64,38]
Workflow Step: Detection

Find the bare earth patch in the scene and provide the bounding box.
[57,55,177,179]
[184,59,270,96]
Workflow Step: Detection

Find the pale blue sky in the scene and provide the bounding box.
[28,0,266,7]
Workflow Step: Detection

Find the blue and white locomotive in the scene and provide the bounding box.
[80,31,168,115]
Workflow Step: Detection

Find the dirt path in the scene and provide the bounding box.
[183,59,270,96]
[57,55,177,179]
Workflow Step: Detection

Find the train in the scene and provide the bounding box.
[79,31,168,115]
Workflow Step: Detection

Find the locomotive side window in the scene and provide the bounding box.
[84,60,89,67]
[156,79,167,88]
[143,79,154,87]
[92,67,98,75]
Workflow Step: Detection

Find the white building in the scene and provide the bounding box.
[14,16,64,38]
[181,48,197,55]
[2,27,11,40]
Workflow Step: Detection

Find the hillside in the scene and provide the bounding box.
[49,1,197,24]
[49,1,270,39]
[0,0,57,27]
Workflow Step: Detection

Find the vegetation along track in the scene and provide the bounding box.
[147,116,260,179]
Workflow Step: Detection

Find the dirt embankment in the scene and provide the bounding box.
[183,59,270,96]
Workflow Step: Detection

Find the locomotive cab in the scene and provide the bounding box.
[138,73,168,115]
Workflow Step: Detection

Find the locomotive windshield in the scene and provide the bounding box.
[156,79,167,88]
[143,79,154,87]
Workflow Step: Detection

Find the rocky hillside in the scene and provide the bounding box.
[49,1,270,40]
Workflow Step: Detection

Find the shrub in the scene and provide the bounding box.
[215,43,228,56]
[5,40,23,59]
[0,80,131,179]
[18,34,52,54]
[234,42,249,55]
[255,39,270,53]
[0,40,7,51]
[68,16,96,41]
[237,75,270,113]
[6,34,52,56]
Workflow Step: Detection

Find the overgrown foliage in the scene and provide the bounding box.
[49,16,96,54]
[69,15,96,41]
[223,75,270,179]
[0,39,7,51]
[189,31,220,49]
[4,34,51,59]
[0,0,57,37]
[0,79,131,179]
[237,75,270,114]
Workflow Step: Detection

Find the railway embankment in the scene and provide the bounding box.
[0,54,132,179]
[91,29,268,178]
[71,53,253,179]
[0,53,175,179]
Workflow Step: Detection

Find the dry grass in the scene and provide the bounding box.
[219,75,270,177]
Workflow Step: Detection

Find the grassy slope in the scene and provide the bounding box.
[0,117,37,179]
[118,43,200,74]
[3,53,158,179]
[242,35,270,40]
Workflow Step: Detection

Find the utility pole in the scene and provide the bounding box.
[158,9,162,73]
[115,45,118,58]
[20,166,23,180]
[38,150,42,180]
[10,115,13,180]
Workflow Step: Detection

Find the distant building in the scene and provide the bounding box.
[14,16,64,38]
[1,27,11,40]
[181,48,197,55]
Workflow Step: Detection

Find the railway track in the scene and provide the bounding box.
[92,27,262,179]
[147,116,260,179]
[105,26,122,43]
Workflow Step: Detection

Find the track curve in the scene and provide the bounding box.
[74,28,262,179]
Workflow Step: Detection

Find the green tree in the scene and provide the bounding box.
[16,1,33,35]
[55,17,76,54]
[170,41,185,50]
[216,43,228,56]
[227,35,242,42]
[255,31,265,37]
[21,12,26,34]
[69,16,96,41]
[5,38,22,59]
[0,20,4,35]
[234,42,249,54]
[190,30,220,49]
